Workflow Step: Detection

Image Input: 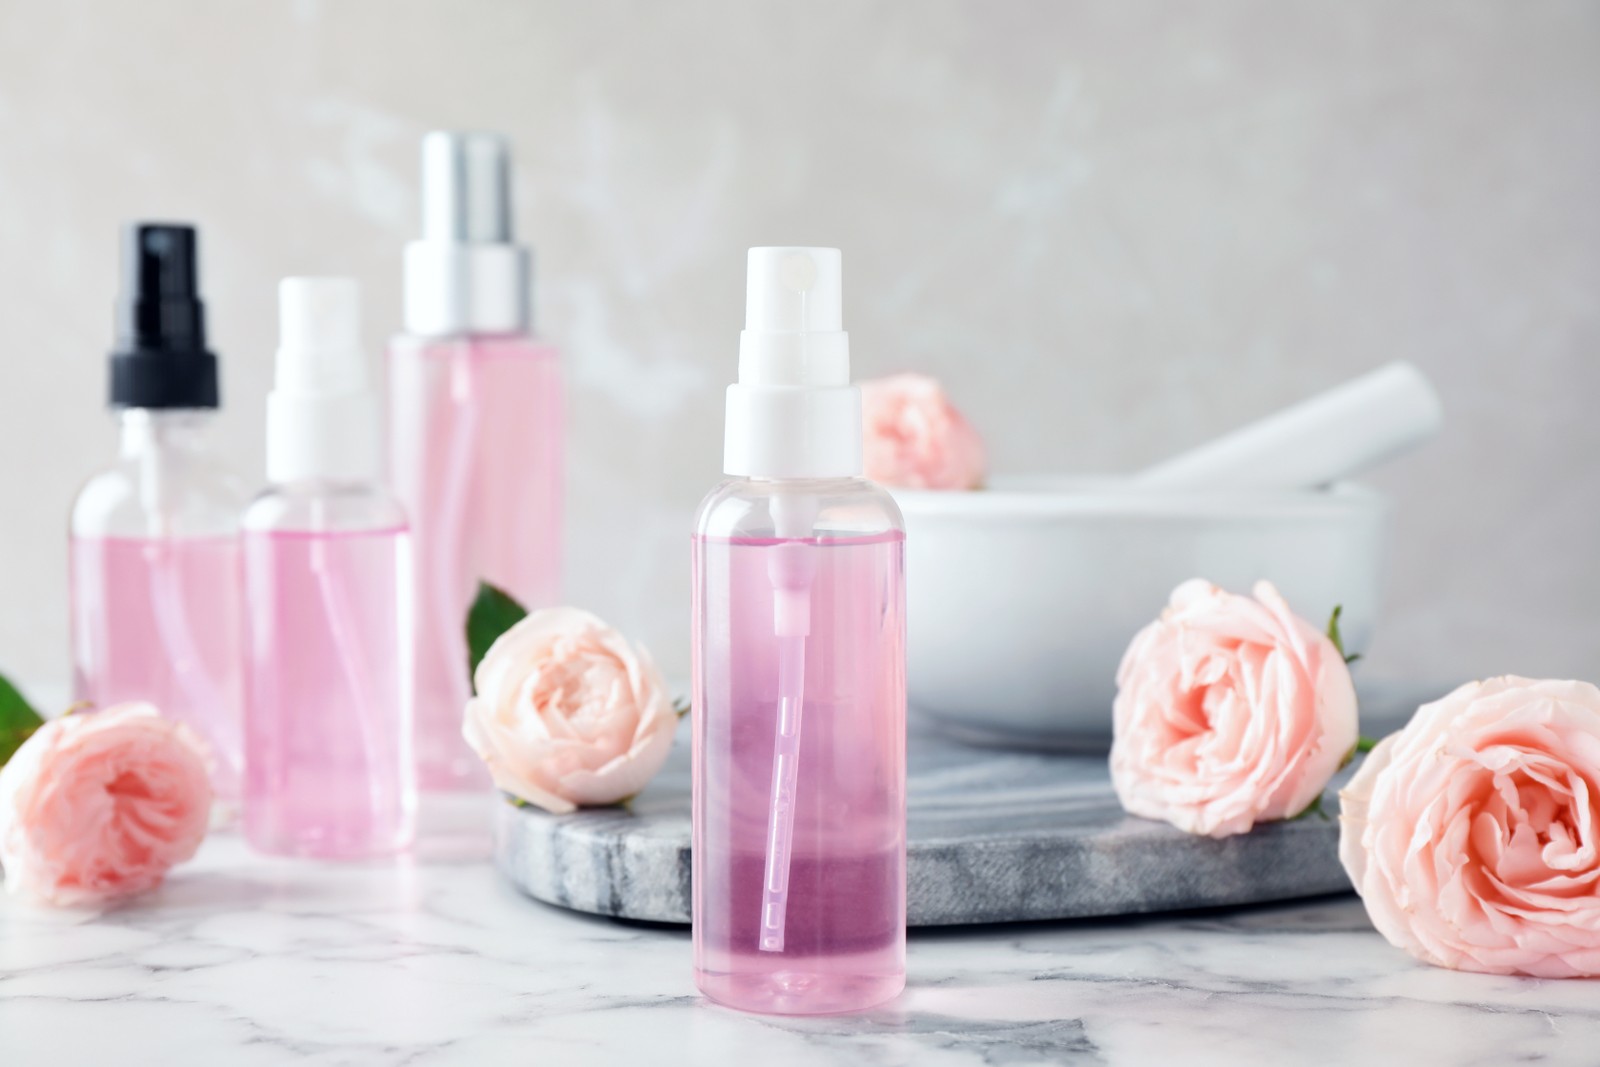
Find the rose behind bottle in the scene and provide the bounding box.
[391,131,563,790]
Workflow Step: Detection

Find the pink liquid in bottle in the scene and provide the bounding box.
[242,524,416,858]
[70,534,245,802]
[389,335,562,790]
[693,529,907,1015]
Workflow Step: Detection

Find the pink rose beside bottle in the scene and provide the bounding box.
[0,703,211,906]
[1112,580,1600,979]
[1110,579,1359,838]
[462,607,677,814]
[1340,676,1600,978]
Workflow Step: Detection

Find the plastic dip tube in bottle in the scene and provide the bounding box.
[692,248,907,1015]
[242,278,416,859]
[389,131,563,791]
[70,223,247,808]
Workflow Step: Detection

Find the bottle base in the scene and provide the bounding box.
[417,759,491,793]
[243,824,415,861]
[694,968,904,1016]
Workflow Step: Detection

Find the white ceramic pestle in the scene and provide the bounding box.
[1135,361,1443,491]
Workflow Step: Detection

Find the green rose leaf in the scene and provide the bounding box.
[1291,794,1331,822]
[1325,604,1361,665]
[1339,736,1381,770]
[466,581,529,694]
[0,673,46,769]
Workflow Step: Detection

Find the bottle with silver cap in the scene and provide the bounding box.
[389,131,563,791]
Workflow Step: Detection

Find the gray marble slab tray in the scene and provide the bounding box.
[493,726,1355,926]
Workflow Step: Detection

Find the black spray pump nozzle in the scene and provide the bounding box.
[109,222,220,409]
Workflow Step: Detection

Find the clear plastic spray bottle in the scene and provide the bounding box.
[242,278,415,858]
[70,223,246,807]
[389,131,563,790]
[692,247,907,1014]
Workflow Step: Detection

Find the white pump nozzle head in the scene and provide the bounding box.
[745,247,840,334]
[725,247,861,478]
[276,277,366,391]
[267,277,381,484]
[737,247,849,388]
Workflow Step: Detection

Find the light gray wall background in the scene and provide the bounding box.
[0,0,1596,692]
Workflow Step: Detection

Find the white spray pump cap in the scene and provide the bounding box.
[724,247,862,479]
[266,277,382,484]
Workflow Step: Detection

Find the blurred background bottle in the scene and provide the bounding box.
[69,223,246,809]
[243,278,415,858]
[389,131,563,791]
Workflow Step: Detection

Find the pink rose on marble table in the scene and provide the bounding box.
[463,605,679,814]
[1340,676,1600,978]
[1110,579,1360,838]
[0,702,212,906]
[860,373,986,490]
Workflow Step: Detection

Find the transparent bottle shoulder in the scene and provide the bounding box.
[388,330,560,363]
[70,450,245,539]
[241,481,409,535]
[694,477,905,541]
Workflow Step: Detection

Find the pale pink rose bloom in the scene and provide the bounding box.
[1340,676,1600,978]
[1110,579,1359,838]
[462,606,678,814]
[860,373,986,490]
[0,703,212,906]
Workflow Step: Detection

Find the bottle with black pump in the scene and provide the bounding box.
[69,223,246,809]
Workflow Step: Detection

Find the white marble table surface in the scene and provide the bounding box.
[0,794,1593,1066]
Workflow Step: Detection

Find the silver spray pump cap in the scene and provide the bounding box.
[404,131,531,337]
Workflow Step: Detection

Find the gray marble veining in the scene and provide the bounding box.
[2,794,1594,1066]
[494,730,1351,925]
